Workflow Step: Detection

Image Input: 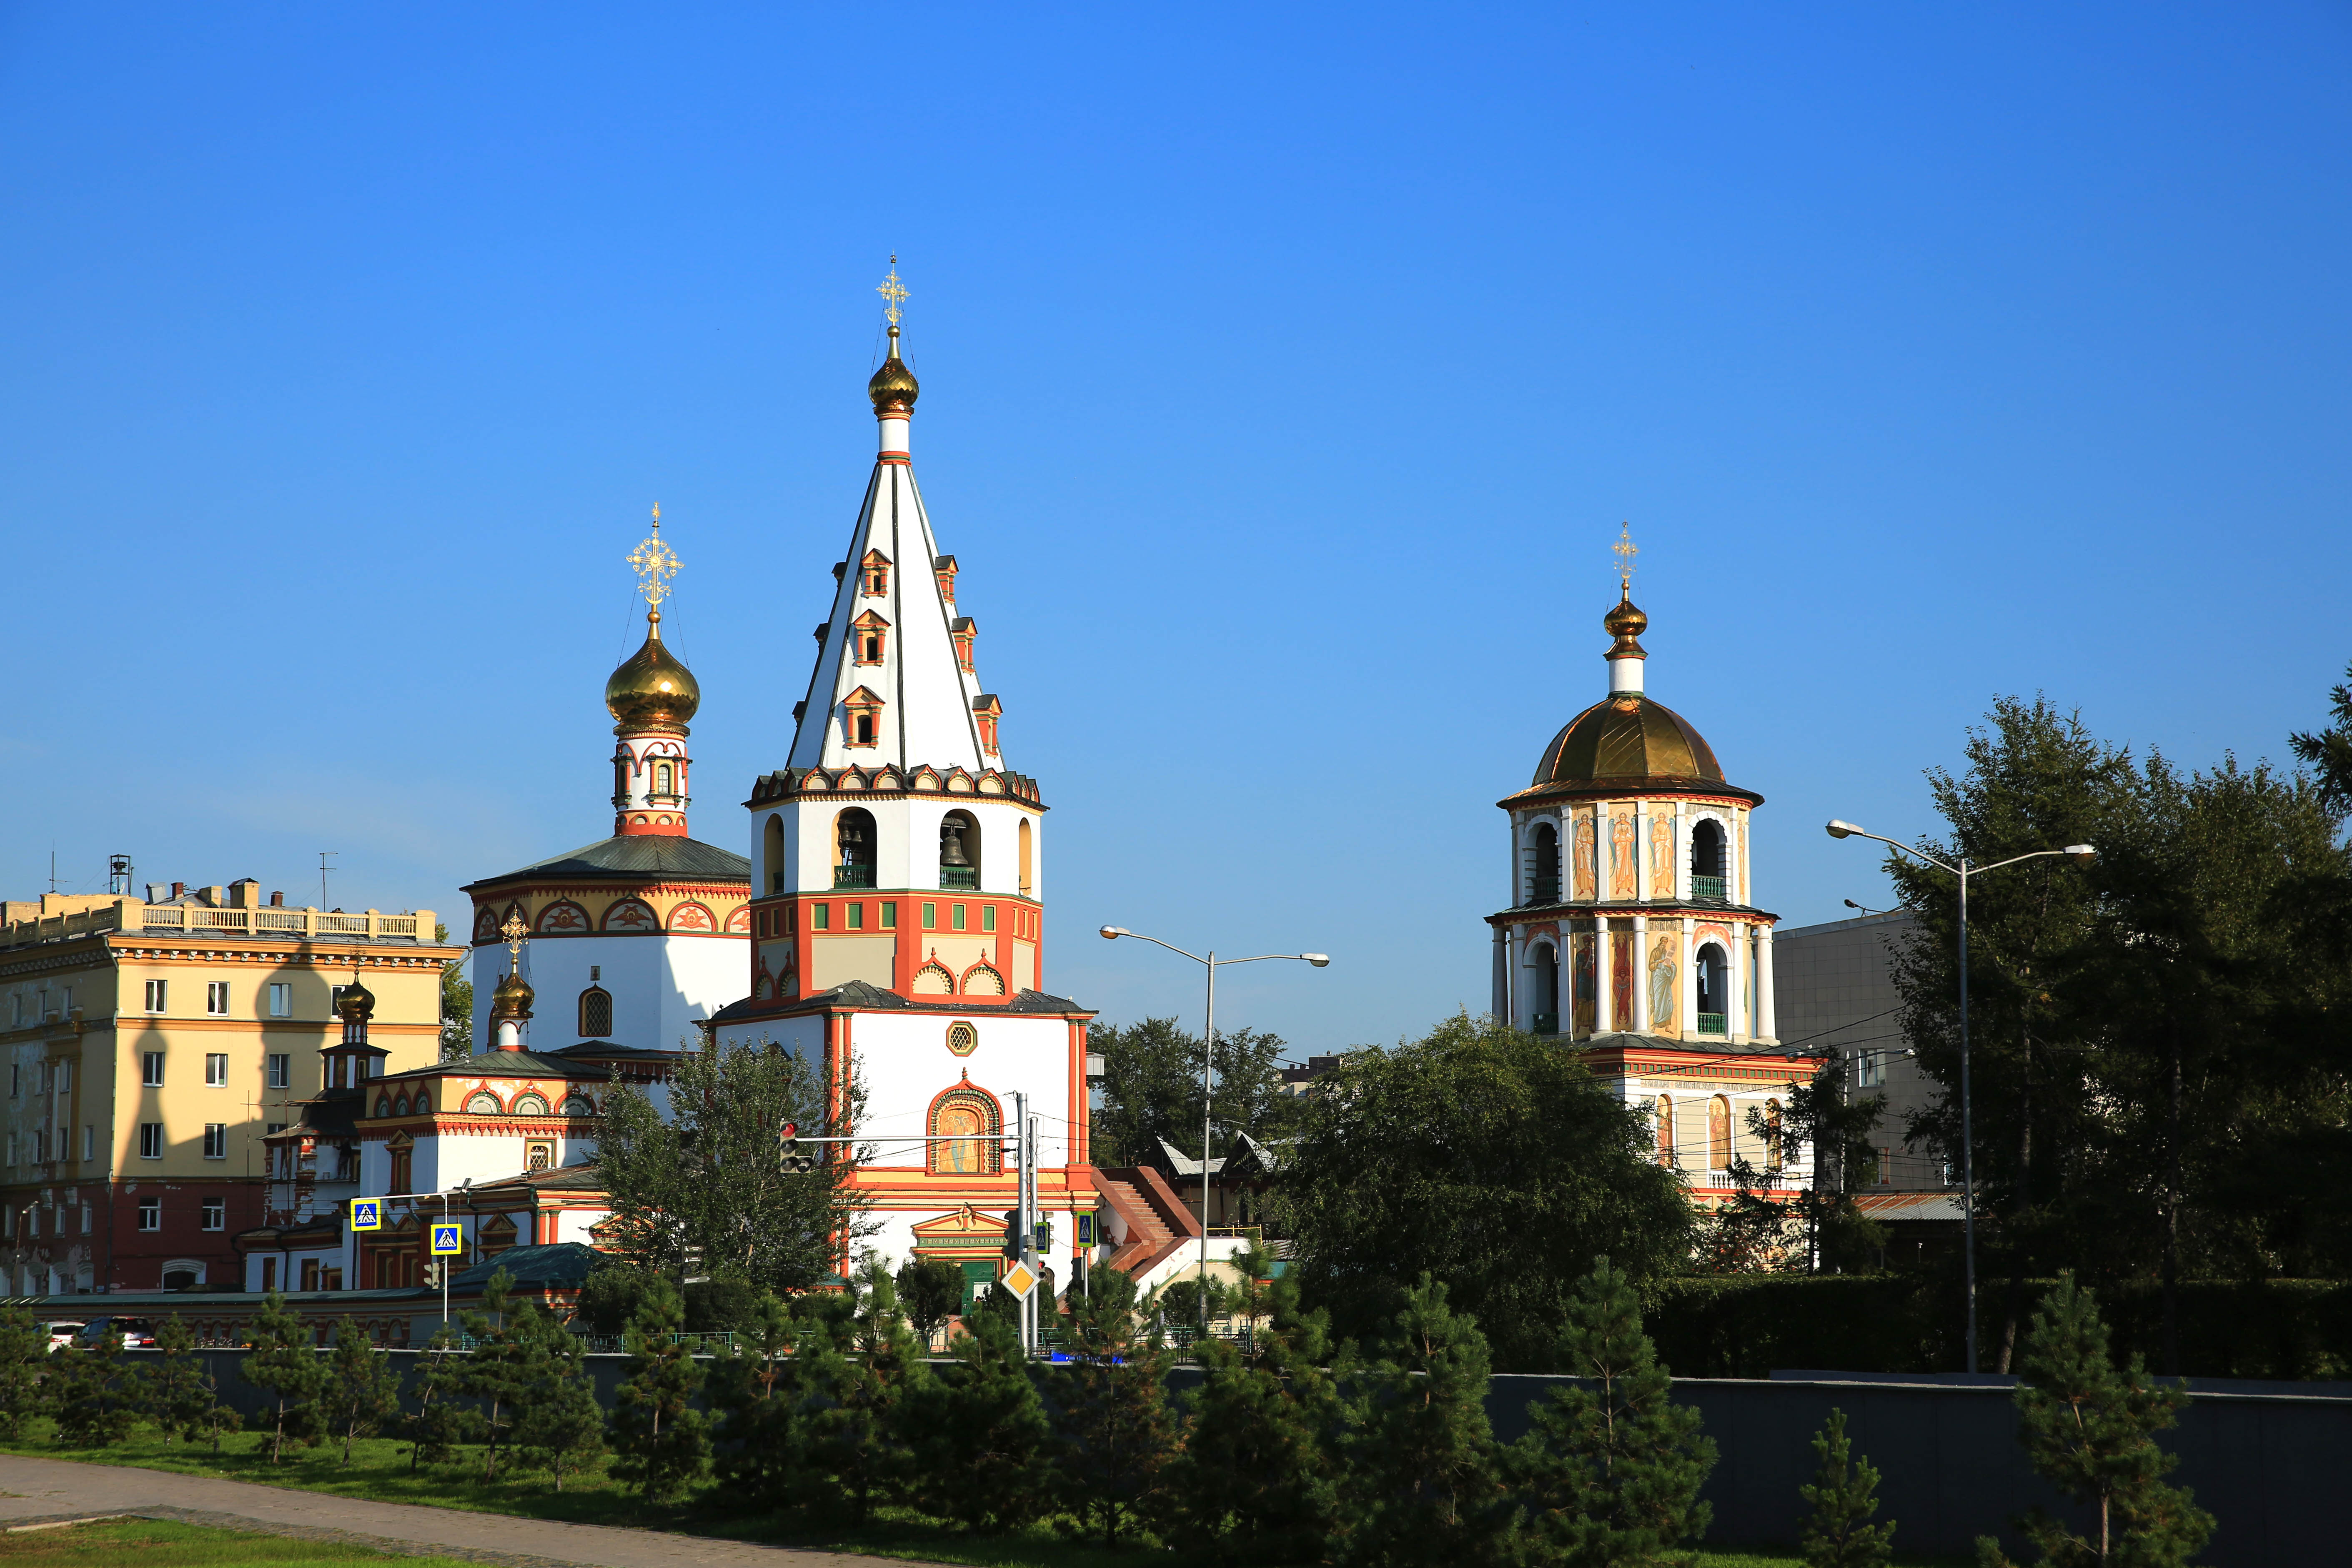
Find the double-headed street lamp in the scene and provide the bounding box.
[1099,926,1330,1332]
[1825,820,2095,1375]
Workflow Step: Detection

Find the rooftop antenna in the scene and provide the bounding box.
[50,849,57,894]
[319,851,337,909]
[108,855,133,897]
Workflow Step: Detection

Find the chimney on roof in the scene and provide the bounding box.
[269,890,284,907]
[229,879,259,909]
[171,882,186,900]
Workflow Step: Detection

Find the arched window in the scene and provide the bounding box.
[962,962,1005,996]
[835,808,877,889]
[927,1082,1003,1175]
[939,811,980,890]
[654,761,674,797]
[1528,822,1560,905]
[1691,820,1727,899]
[579,986,612,1038]
[764,814,785,895]
[1655,1096,1675,1167]
[1017,818,1033,897]
[1764,1099,1784,1172]
[1708,1095,1732,1170]
[1694,944,1728,1036]
[912,961,955,995]
[512,1091,551,1116]
[1528,942,1560,1035]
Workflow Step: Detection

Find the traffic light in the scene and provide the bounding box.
[422,1260,443,1288]
[780,1122,817,1173]
[1003,1209,1022,1258]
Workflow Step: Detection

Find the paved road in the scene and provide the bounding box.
[0,1454,933,1568]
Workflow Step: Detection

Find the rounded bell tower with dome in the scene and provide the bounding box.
[1490,529,1780,1049]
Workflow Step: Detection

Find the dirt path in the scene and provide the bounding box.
[0,1454,936,1568]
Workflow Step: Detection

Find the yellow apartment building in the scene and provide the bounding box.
[0,882,456,1294]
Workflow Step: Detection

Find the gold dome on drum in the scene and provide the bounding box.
[488,966,534,1024]
[605,611,700,732]
[1531,695,1726,789]
[334,976,376,1022]
[868,325,920,414]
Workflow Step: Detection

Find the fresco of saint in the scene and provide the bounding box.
[1648,933,1679,1038]
[1650,815,1673,895]
[1610,930,1633,1029]
[1573,812,1597,901]
[1572,933,1597,1036]
[1610,810,1636,899]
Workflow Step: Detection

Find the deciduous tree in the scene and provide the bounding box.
[1091,1016,1296,1168]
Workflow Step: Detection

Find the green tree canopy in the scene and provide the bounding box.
[1272,1012,1693,1370]
[595,1037,870,1294]
[1090,1016,1297,1167]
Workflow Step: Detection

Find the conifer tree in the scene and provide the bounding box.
[324,1319,405,1465]
[802,1260,924,1524]
[1976,1274,2214,1568]
[143,1315,223,1444]
[708,1289,814,1511]
[1154,1265,1340,1566]
[1332,1273,1510,1568]
[1050,1265,1177,1546]
[404,1324,478,1472]
[899,1302,1051,1532]
[516,1309,606,1492]
[456,1268,536,1480]
[610,1275,710,1503]
[1799,1408,1896,1568]
[0,1309,49,1436]
[242,1291,327,1462]
[48,1327,140,1447]
[1508,1255,1715,1567]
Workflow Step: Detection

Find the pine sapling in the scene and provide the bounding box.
[241,1292,327,1462]
[1050,1265,1177,1547]
[708,1290,812,1510]
[404,1325,478,1472]
[802,1260,924,1524]
[325,1319,405,1465]
[515,1310,606,1491]
[48,1328,140,1448]
[456,1268,534,1480]
[1799,1408,1895,1568]
[142,1316,219,1444]
[899,1303,1051,1532]
[610,1276,709,1503]
[0,1309,46,1437]
[1508,1255,1716,1568]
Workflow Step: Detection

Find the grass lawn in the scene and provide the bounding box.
[0,1517,482,1568]
[1,1425,1962,1568]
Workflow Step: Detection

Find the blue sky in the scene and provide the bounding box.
[4,5,2346,1055]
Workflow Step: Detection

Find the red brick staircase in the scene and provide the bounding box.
[1090,1165,1200,1281]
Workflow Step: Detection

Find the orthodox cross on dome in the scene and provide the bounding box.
[626,504,682,613]
[877,256,908,327]
[500,911,528,974]
[1612,522,1639,596]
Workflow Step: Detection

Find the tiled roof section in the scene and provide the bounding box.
[463,834,749,890]
[708,982,1092,1025]
[373,1051,613,1083]
[450,1242,599,1291]
[471,1164,609,1196]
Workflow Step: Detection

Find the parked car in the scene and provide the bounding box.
[70,1317,156,1349]
[40,1320,83,1353]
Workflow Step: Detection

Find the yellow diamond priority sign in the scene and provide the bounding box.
[1000,1260,1038,1300]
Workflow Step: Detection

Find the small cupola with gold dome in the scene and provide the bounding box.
[319,969,390,1088]
[608,506,699,839]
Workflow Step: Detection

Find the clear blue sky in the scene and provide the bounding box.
[5,5,2346,1055]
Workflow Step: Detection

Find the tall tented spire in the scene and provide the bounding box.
[789,263,998,774]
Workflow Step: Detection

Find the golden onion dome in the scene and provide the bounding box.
[605,611,700,731]
[868,326,919,414]
[1604,595,1648,645]
[1531,695,1728,790]
[335,976,376,1022]
[488,967,535,1024]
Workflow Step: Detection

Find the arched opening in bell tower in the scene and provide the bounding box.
[763,815,785,895]
[1528,941,1560,1035]
[939,811,980,890]
[1695,942,1728,1035]
[1017,818,1033,897]
[834,808,877,889]
[1691,819,1727,899]
[1527,822,1560,906]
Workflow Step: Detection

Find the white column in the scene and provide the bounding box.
[1633,802,1649,903]
[1492,926,1509,1022]
[1758,926,1778,1042]
[1628,915,1648,1032]
[1730,925,1749,1044]
[1674,801,1690,902]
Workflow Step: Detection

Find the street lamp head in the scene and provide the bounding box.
[1098,926,1129,940]
[1825,820,1862,839]
[1302,954,1331,967]
[2064,844,2097,864]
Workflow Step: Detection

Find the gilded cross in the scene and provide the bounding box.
[501,912,527,972]
[877,255,908,327]
[626,504,682,612]
[1613,522,1639,594]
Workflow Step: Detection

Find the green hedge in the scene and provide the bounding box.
[1639,1274,2352,1380]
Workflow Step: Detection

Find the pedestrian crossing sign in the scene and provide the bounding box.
[429,1222,464,1256]
[1000,1260,1038,1300]
[350,1199,382,1232]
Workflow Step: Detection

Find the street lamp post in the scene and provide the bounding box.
[1825,820,2094,1375]
[1099,926,1329,1335]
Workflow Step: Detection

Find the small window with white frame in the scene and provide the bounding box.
[137,1198,160,1232]
[139,1123,163,1159]
[268,982,292,1018]
[267,1054,290,1090]
[205,1053,228,1087]
[142,1052,165,1087]
[201,1197,224,1231]
[206,982,230,1016]
[203,1124,226,1159]
[144,979,167,1013]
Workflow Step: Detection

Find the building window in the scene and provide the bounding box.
[268,982,292,1017]
[81,1127,93,1162]
[846,902,864,930]
[205,981,230,1015]
[579,987,612,1038]
[138,1199,161,1232]
[205,1053,228,1087]
[810,904,830,932]
[1527,821,1561,905]
[5,1135,14,1167]
[142,1052,165,1087]
[922,902,937,930]
[139,1123,163,1159]
[527,1140,553,1172]
[203,1124,227,1160]
[267,1055,290,1090]
[1857,1050,1884,1089]
[55,1062,69,1095]
[860,548,891,596]
[145,979,167,1013]
[201,1197,224,1231]
[853,609,891,664]
[952,904,967,932]
[1691,819,1727,900]
[981,906,997,933]
[301,1259,319,1292]
[881,902,897,929]
[842,686,886,748]
[5,1065,13,1097]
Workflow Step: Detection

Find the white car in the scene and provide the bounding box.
[42,1321,83,1353]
